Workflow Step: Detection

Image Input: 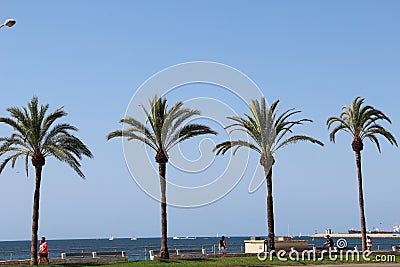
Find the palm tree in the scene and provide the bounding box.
[327,96,397,251]
[214,97,323,252]
[0,96,93,265]
[107,95,216,259]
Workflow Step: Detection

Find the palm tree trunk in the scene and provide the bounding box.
[159,162,169,259]
[264,165,275,252]
[355,151,367,251]
[30,166,42,265]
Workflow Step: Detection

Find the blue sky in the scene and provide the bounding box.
[0,1,399,240]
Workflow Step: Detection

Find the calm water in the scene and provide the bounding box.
[1,236,399,261]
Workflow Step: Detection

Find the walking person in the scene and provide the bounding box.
[38,237,49,264]
[367,236,373,252]
[219,236,227,256]
[323,235,334,250]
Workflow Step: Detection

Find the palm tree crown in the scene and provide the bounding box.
[108,95,217,161]
[215,97,323,162]
[0,96,93,175]
[327,96,397,152]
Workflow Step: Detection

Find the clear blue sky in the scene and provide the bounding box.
[0,1,399,240]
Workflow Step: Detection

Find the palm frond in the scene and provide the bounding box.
[226,115,262,146]
[275,135,324,151]
[11,151,27,168]
[107,130,124,140]
[363,125,397,148]
[40,108,67,142]
[328,123,351,143]
[41,123,78,146]
[0,155,15,174]
[167,124,217,151]
[0,117,28,141]
[119,117,157,145]
[25,153,29,176]
[0,136,32,158]
[107,130,158,151]
[163,108,200,146]
[274,118,313,148]
[170,109,200,132]
[216,97,321,161]
[365,134,381,153]
[275,109,299,131]
[108,95,216,156]
[213,140,261,155]
[47,146,86,177]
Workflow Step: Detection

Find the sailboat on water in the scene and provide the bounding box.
[108,234,114,241]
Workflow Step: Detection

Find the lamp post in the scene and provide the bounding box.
[0,19,16,29]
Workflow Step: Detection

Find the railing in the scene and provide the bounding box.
[0,243,246,261]
[0,250,30,261]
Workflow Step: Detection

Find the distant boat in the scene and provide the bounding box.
[109,234,114,241]
[173,236,196,240]
[348,229,361,234]
[131,237,137,241]
[313,227,400,238]
[349,228,394,234]
[370,228,394,234]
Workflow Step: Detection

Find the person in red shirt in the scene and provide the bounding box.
[38,236,49,264]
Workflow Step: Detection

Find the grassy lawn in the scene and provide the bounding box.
[19,254,400,267]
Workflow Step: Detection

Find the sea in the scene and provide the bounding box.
[1,236,400,261]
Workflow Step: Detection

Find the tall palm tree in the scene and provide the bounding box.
[107,95,217,259]
[327,96,397,251]
[0,96,93,265]
[214,97,323,252]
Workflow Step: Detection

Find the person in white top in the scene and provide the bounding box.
[367,236,373,252]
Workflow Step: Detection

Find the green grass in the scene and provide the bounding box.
[19,254,400,267]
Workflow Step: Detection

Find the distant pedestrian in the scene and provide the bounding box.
[38,237,49,264]
[367,236,373,251]
[323,235,334,249]
[219,236,227,256]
